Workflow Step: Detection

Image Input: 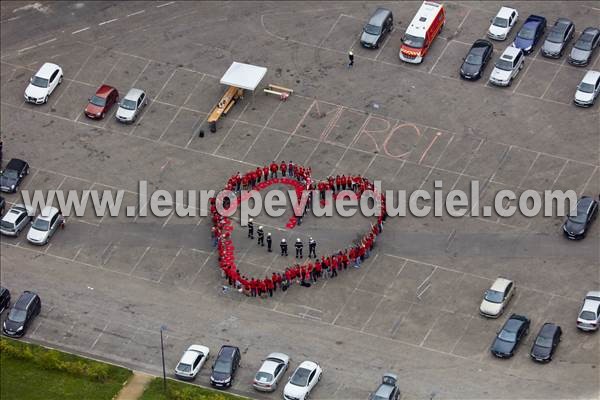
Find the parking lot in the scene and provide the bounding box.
[1,1,599,399]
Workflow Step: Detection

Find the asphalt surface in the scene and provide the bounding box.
[1,1,599,399]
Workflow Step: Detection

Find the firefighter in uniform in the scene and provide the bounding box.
[248,218,254,239]
[280,238,288,256]
[266,232,272,252]
[257,226,264,246]
[295,238,303,258]
[308,237,317,258]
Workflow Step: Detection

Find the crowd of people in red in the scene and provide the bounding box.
[210,161,387,298]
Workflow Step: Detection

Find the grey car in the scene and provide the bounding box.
[360,8,393,49]
[370,373,400,400]
[568,27,600,66]
[252,352,289,392]
[0,204,33,236]
[541,18,574,58]
[115,88,147,123]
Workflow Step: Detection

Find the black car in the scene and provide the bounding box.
[490,314,530,358]
[562,196,598,239]
[210,345,240,388]
[530,323,562,363]
[0,196,5,215]
[2,290,41,338]
[0,286,10,314]
[460,39,493,80]
[0,158,29,193]
[569,27,600,66]
[541,18,574,58]
[360,8,393,49]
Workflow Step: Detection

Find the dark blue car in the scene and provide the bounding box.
[513,15,546,54]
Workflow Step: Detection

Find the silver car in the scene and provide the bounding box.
[115,88,147,123]
[541,18,574,58]
[576,291,600,331]
[0,204,33,236]
[252,352,289,392]
[568,27,600,66]
[26,206,63,245]
[574,70,600,107]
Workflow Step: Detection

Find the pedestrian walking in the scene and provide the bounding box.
[295,238,303,258]
[257,226,264,246]
[266,233,272,252]
[348,50,354,67]
[308,237,317,258]
[280,238,288,256]
[248,218,254,239]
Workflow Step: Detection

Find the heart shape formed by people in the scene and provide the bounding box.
[209,162,387,298]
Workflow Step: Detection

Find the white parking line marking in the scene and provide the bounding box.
[72,27,90,34]
[158,247,183,283]
[454,8,472,34]
[156,1,175,8]
[429,39,451,74]
[98,18,118,26]
[126,10,146,17]
[38,38,57,46]
[17,45,36,53]
[319,14,342,46]
[1,16,21,23]
[129,246,150,275]
[90,321,109,350]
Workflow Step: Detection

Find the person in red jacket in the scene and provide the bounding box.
[270,161,278,178]
[255,167,263,183]
[287,161,294,177]
[241,175,248,191]
[280,161,287,177]
[285,268,292,285]
[328,176,335,192]
[265,277,274,297]
[250,278,258,297]
[335,175,341,191]
[262,166,269,181]
[314,260,322,278]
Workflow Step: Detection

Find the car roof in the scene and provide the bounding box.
[497,7,516,18]
[260,359,281,374]
[582,27,600,36]
[96,85,116,97]
[218,345,239,358]
[375,383,395,397]
[298,360,318,370]
[39,206,59,219]
[266,352,289,363]
[15,291,37,309]
[5,158,26,170]
[369,8,392,26]
[501,46,521,59]
[539,323,559,337]
[490,277,512,291]
[124,88,145,100]
[180,347,205,364]
[554,18,572,29]
[36,63,60,79]
[582,70,600,83]
[2,206,27,223]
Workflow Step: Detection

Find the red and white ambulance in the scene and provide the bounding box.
[399,1,445,64]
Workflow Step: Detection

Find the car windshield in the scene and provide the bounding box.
[121,99,137,110]
[579,310,596,321]
[498,329,516,342]
[32,218,50,231]
[493,17,508,28]
[90,95,106,107]
[535,336,553,348]
[465,53,483,65]
[2,170,18,179]
[177,363,191,373]
[518,27,536,40]
[575,36,593,51]
[403,34,424,48]
[495,59,513,71]
[255,371,273,383]
[31,76,49,88]
[0,220,14,229]
[213,359,231,374]
[578,82,595,93]
[364,24,381,35]
[8,308,26,323]
[547,30,564,43]
[484,289,504,303]
[290,368,311,386]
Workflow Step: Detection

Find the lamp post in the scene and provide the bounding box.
[160,325,167,393]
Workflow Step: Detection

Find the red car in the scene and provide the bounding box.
[84,84,119,119]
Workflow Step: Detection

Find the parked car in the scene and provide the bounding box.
[27,206,64,245]
[361,8,393,49]
[489,46,524,86]
[0,204,33,236]
[2,291,41,338]
[116,88,147,123]
[574,70,600,107]
[576,291,600,331]
[209,345,240,388]
[541,18,574,58]
[85,84,119,119]
[0,158,29,193]
[460,39,493,80]
[562,196,598,239]
[283,360,322,400]
[490,314,530,358]
[569,27,600,66]
[512,15,546,54]
[0,196,4,215]
[369,373,401,400]
[530,323,562,362]
[24,62,63,104]
[480,277,515,318]
[252,352,289,392]
[488,7,518,41]
[0,287,10,314]
[175,344,209,380]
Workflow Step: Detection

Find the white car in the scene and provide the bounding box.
[253,352,289,392]
[480,277,515,318]
[283,360,322,400]
[574,70,600,107]
[174,344,210,380]
[576,291,600,331]
[0,204,33,236]
[489,46,524,86]
[116,88,147,123]
[488,7,518,41]
[26,206,63,245]
[24,62,63,104]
